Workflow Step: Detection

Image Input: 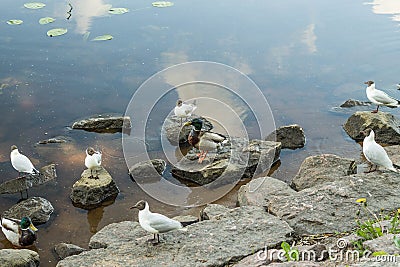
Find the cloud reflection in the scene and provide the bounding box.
[366,0,400,22]
[302,24,317,54]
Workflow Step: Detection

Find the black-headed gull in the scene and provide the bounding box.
[174,99,196,125]
[361,128,397,173]
[10,145,39,177]
[85,147,102,179]
[130,200,196,244]
[365,81,400,113]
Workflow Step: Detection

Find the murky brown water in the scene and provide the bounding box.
[1,0,400,266]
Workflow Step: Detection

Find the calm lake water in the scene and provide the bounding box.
[1,0,400,265]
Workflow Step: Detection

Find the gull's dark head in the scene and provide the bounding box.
[130,200,146,211]
[86,147,95,156]
[176,99,183,107]
[11,145,18,152]
[364,81,374,86]
[360,128,373,137]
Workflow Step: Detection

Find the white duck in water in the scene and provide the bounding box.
[365,81,400,113]
[1,216,38,247]
[174,99,197,125]
[361,128,397,173]
[130,200,197,244]
[85,147,102,178]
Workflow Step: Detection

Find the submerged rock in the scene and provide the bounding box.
[290,154,357,191]
[171,138,281,186]
[70,166,119,209]
[0,249,40,267]
[3,197,54,224]
[265,124,306,149]
[343,111,400,144]
[54,243,86,260]
[340,99,371,108]
[37,136,70,145]
[163,116,213,145]
[56,205,293,267]
[128,159,166,183]
[72,115,131,133]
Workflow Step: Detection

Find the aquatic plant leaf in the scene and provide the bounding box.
[92,34,113,41]
[39,17,55,25]
[24,2,46,9]
[152,1,174,8]
[108,7,129,14]
[47,28,68,37]
[6,20,23,25]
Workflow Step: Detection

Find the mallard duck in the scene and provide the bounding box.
[1,216,38,247]
[10,145,39,177]
[361,128,397,173]
[130,200,197,244]
[365,81,400,113]
[174,99,196,125]
[85,147,102,179]
[184,118,226,163]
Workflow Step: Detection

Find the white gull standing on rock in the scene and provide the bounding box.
[361,128,397,173]
[174,99,197,125]
[130,200,197,244]
[365,80,400,113]
[10,145,39,177]
[85,147,102,179]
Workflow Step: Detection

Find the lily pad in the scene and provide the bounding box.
[39,17,55,25]
[47,28,68,37]
[92,34,113,41]
[152,1,174,8]
[108,8,129,14]
[6,20,23,25]
[24,2,46,9]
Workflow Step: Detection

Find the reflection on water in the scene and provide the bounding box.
[366,0,400,22]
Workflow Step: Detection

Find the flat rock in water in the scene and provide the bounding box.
[3,197,54,224]
[56,205,293,267]
[343,111,400,144]
[163,116,213,145]
[37,136,70,145]
[54,243,86,260]
[0,164,57,195]
[265,124,306,149]
[171,138,281,186]
[128,159,166,183]
[340,99,371,108]
[0,249,40,267]
[70,166,119,209]
[72,116,131,133]
[290,154,357,191]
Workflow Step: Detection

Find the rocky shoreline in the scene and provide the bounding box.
[3,110,400,267]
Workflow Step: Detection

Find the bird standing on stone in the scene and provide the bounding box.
[184,118,226,163]
[174,99,197,125]
[130,200,195,244]
[1,216,38,247]
[361,128,397,173]
[365,80,400,113]
[85,147,102,179]
[10,145,39,177]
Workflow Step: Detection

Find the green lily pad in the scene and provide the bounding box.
[152,1,174,8]
[47,28,68,37]
[92,34,113,41]
[39,17,55,25]
[6,20,23,25]
[108,8,129,14]
[24,2,46,9]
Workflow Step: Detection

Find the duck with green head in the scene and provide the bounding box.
[184,118,226,163]
[1,216,38,247]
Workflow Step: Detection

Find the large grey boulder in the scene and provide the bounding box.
[3,197,54,224]
[363,234,400,255]
[265,124,306,149]
[54,243,86,260]
[343,111,400,144]
[56,205,293,267]
[171,138,281,186]
[72,115,131,133]
[237,176,295,207]
[290,154,357,191]
[70,166,119,209]
[0,249,40,267]
[269,171,400,235]
[128,159,166,183]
